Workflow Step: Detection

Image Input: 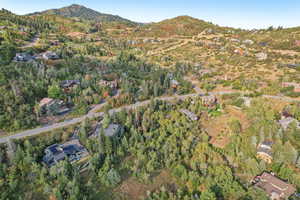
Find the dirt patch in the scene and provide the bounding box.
[115,170,174,200]
[202,106,250,148]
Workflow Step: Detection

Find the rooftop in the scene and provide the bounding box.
[43,139,89,167]
[254,172,296,199]
[39,98,54,107]
[180,109,198,121]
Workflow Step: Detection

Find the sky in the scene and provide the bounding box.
[1,0,300,29]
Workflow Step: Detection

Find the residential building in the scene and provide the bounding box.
[230,38,240,43]
[242,97,252,107]
[257,140,273,164]
[282,82,300,93]
[256,52,268,61]
[198,69,213,76]
[201,95,218,107]
[43,139,89,167]
[13,53,33,62]
[278,116,300,130]
[253,172,296,200]
[39,98,64,115]
[42,51,59,60]
[99,80,118,89]
[170,79,179,88]
[103,124,124,137]
[91,123,124,138]
[60,80,80,89]
[180,109,198,121]
[243,39,254,45]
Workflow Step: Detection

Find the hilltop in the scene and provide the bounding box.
[27,4,138,25]
[131,15,223,37]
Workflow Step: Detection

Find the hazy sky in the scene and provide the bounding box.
[1,0,300,29]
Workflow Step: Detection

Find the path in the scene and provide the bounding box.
[21,34,40,48]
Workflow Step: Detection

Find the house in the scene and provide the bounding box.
[257,140,273,164]
[103,124,124,137]
[282,82,300,93]
[230,38,240,43]
[91,123,124,138]
[201,95,218,107]
[13,53,33,62]
[278,116,300,130]
[42,51,59,60]
[295,40,300,47]
[243,39,254,45]
[49,40,59,46]
[198,69,213,76]
[39,98,63,115]
[256,52,268,61]
[259,42,268,47]
[242,97,252,107]
[43,139,89,167]
[253,172,296,200]
[180,109,198,121]
[170,79,179,88]
[60,80,80,89]
[98,80,118,89]
[234,48,244,56]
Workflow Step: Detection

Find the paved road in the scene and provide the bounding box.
[1,90,299,144]
[0,93,198,143]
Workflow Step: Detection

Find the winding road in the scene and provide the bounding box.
[0,90,299,144]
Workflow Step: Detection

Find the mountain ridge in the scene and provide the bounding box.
[27,4,139,25]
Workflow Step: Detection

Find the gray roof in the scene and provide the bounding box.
[180,109,198,121]
[279,117,299,130]
[91,123,123,138]
[14,53,33,62]
[104,124,122,137]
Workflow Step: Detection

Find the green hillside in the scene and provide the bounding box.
[28,4,138,25]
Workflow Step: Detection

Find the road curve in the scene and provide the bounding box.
[1,91,299,144]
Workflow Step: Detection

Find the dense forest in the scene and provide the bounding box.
[1,96,300,199]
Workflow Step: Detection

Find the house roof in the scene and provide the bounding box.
[255,172,296,199]
[60,80,80,88]
[279,117,298,130]
[104,124,122,137]
[261,140,273,147]
[39,98,54,107]
[43,139,89,167]
[180,109,198,121]
[257,140,273,157]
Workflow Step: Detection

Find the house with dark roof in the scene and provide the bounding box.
[13,53,34,62]
[42,139,89,167]
[60,80,80,89]
[253,172,296,200]
[257,140,273,164]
